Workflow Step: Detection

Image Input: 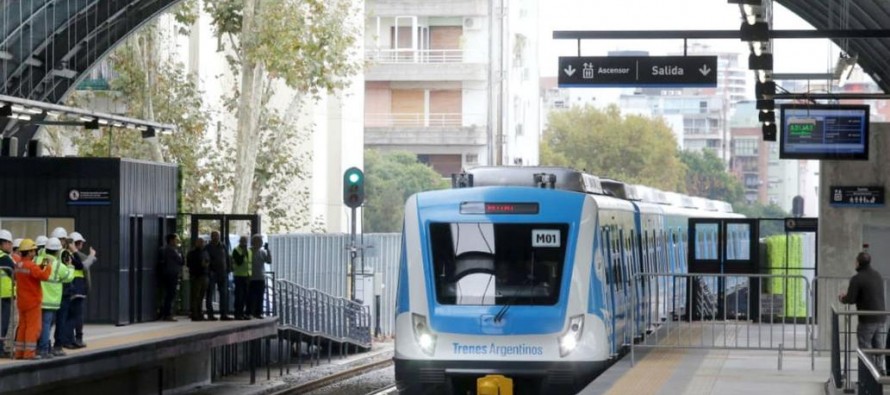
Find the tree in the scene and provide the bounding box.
[363,150,450,233]
[679,149,744,204]
[540,105,686,191]
[64,18,221,215]
[203,0,362,219]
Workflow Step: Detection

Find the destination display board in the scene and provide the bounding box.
[557,56,718,88]
[780,104,870,160]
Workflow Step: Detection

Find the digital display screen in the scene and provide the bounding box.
[460,202,540,215]
[779,104,869,160]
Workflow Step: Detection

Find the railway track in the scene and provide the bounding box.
[269,359,394,395]
[365,384,398,395]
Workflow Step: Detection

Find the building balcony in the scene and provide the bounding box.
[365,112,487,146]
[365,49,487,81]
[366,0,487,17]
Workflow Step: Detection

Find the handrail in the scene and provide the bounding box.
[365,48,471,64]
[829,304,890,391]
[858,349,890,384]
[275,278,371,346]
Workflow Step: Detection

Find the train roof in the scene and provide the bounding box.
[458,166,736,214]
[464,166,605,195]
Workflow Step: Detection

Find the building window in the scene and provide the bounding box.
[466,154,479,165]
[733,138,758,156]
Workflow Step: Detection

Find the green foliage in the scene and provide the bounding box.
[540,105,686,191]
[69,23,220,215]
[364,150,450,233]
[679,149,744,204]
[205,0,361,96]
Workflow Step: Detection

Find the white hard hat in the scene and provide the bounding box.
[0,229,11,243]
[35,236,48,247]
[46,237,63,251]
[13,238,23,249]
[51,227,68,239]
[69,232,86,243]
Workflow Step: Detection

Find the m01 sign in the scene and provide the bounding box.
[532,230,561,248]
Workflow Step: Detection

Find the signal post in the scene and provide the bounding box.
[343,167,365,301]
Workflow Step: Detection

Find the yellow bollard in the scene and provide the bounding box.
[477,374,514,395]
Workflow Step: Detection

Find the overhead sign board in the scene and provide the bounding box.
[829,186,885,207]
[558,56,718,88]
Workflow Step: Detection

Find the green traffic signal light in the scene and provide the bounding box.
[348,172,361,184]
[343,167,365,208]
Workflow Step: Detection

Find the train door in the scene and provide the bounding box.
[687,218,758,320]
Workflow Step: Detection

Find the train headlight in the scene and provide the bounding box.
[412,313,437,356]
[559,315,584,357]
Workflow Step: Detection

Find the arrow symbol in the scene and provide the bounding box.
[699,64,712,76]
[564,64,576,77]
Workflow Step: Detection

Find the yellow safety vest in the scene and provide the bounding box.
[232,247,252,277]
[0,251,13,298]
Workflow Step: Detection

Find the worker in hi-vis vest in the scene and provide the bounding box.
[37,238,74,358]
[231,236,252,320]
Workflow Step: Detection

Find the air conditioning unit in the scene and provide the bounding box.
[463,17,482,30]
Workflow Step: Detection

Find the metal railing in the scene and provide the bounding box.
[858,349,890,395]
[830,306,890,392]
[365,49,471,64]
[364,112,486,128]
[630,272,814,370]
[0,266,16,359]
[275,279,371,347]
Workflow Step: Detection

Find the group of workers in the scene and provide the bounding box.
[0,227,96,360]
[157,231,271,322]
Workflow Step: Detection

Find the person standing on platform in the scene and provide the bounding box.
[64,232,95,349]
[205,231,231,321]
[13,239,51,360]
[38,238,74,358]
[51,228,74,354]
[839,251,886,370]
[187,238,210,321]
[0,230,15,355]
[232,236,251,320]
[35,235,48,260]
[158,234,184,322]
[248,235,271,319]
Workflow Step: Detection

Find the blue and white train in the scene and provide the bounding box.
[394,167,743,394]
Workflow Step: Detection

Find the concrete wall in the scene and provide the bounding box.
[14,351,210,395]
[816,122,890,349]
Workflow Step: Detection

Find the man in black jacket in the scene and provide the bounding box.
[205,231,231,321]
[840,252,886,368]
[187,238,210,321]
[158,234,184,322]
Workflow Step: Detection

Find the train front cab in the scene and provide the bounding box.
[395,189,612,395]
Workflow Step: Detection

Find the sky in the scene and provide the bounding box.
[537,0,847,80]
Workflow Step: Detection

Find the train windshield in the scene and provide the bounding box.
[429,222,569,306]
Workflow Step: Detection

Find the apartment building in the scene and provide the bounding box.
[363,0,539,176]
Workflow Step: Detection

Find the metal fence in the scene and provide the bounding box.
[269,233,400,337]
[631,272,814,370]
[275,279,371,347]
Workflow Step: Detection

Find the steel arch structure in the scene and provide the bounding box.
[2,1,890,155]
[0,0,182,154]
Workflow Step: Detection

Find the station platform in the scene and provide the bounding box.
[580,323,830,395]
[0,317,277,395]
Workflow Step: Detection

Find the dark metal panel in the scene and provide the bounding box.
[0,157,121,323]
[0,157,177,324]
